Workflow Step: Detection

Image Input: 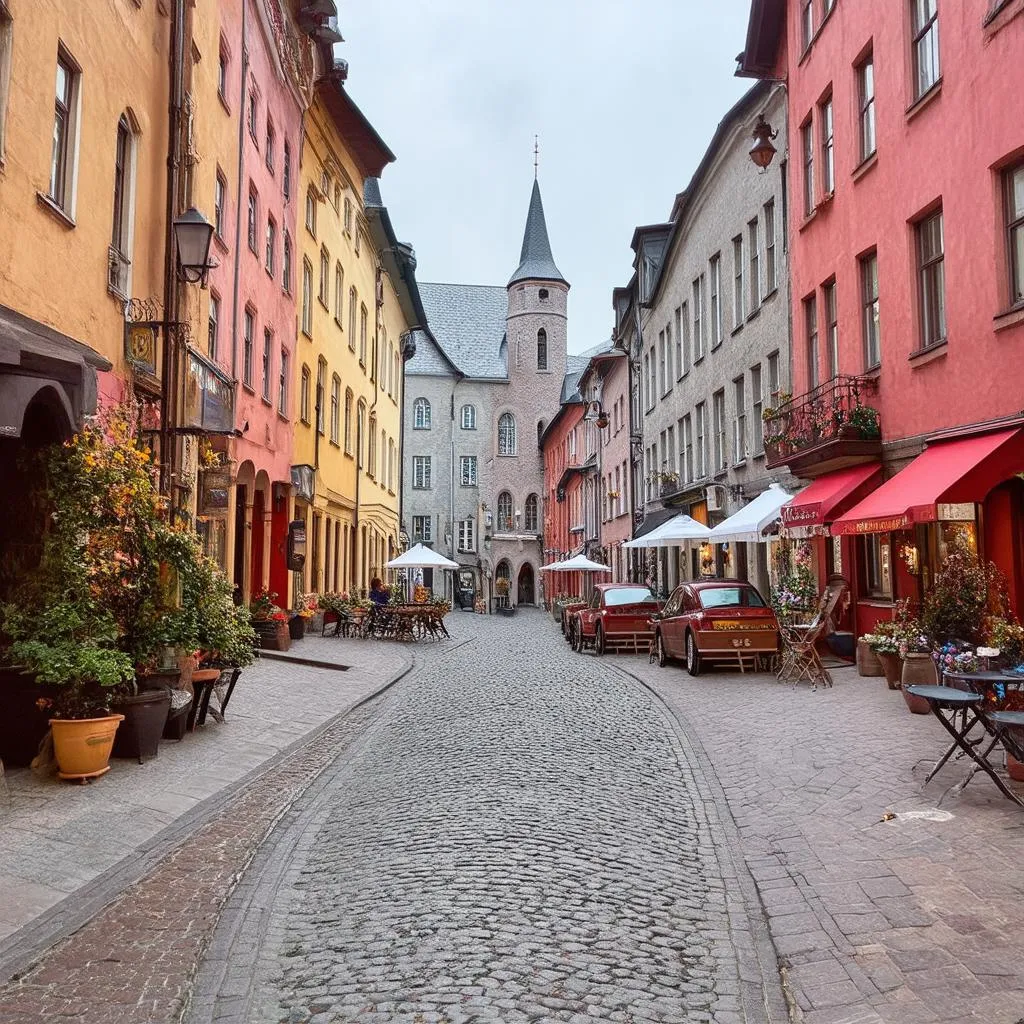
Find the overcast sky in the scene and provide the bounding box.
[340,1,753,354]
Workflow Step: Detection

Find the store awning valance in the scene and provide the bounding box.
[832,428,1024,536]
[707,483,793,544]
[781,463,881,530]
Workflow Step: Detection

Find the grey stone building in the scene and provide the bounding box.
[402,179,573,609]
[617,81,798,597]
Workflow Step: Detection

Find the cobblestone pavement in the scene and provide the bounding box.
[190,610,786,1024]
[0,637,407,951]
[619,649,1024,1024]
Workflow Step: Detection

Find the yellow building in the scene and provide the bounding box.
[294,71,422,596]
[0,0,171,592]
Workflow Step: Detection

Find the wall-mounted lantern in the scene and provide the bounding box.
[749,114,779,170]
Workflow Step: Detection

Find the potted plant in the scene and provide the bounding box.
[863,626,904,690]
[921,551,1007,647]
[847,404,881,440]
[249,588,290,651]
[898,619,935,712]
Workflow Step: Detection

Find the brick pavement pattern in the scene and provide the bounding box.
[195,610,784,1024]
[620,650,1024,1024]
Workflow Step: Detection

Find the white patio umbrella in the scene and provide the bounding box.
[624,514,711,549]
[539,559,567,571]
[385,543,459,569]
[707,483,793,544]
[550,553,612,572]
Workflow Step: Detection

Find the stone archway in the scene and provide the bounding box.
[517,562,535,606]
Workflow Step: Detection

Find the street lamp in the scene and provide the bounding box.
[749,114,779,170]
[173,207,215,285]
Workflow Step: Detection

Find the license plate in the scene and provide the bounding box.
[712,620,773,631]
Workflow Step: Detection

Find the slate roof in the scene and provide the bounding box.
[407,282,509,379]
[508,179,568,287]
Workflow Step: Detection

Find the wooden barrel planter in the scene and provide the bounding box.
[857,639,884,677]
[253,619,291,651]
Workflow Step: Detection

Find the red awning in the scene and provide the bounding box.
[832,428,1024,536]
[781,463,881,529]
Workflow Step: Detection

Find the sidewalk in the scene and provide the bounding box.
[0,637,410,958]
[616,653,1024,1024]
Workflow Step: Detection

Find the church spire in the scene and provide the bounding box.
[508,178,568,288]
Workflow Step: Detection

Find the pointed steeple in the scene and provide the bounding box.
[508,179,568,288]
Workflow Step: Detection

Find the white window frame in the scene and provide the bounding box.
[460,404,476,430]
[413,455,431,490]
[413,397,431,430]
[460,455,478,487]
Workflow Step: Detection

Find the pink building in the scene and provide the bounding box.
[740,0,1024,629]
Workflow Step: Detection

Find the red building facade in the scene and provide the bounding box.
[740,0,1024,631]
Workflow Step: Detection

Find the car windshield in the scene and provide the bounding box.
[698,586,766,609]
[604,587,658,607]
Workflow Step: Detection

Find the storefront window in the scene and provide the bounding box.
[939,520,977,562]
[859,534,892,598]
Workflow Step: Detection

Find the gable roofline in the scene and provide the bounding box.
[736,0,786,79]
[317,71,396,180]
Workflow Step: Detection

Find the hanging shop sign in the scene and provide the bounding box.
[287,519,306,571]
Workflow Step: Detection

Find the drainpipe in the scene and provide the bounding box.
[160,0,185,497]
[229,0,249,382]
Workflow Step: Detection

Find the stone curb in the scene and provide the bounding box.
[611,661,794,1023]
[0,650,415,989]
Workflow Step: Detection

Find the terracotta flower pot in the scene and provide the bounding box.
[857,639,884,677]
[900,653,936,714]
[1007,754,1024,783]
[50,714,124,781]
[877,652,904,690]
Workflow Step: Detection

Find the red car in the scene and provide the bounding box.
[569,583,662,655]
[652,579,779,675]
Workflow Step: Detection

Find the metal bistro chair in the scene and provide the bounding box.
[778,577,849,690]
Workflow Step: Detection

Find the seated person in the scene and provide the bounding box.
[369,577,390,607]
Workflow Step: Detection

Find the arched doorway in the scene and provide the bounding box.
[495,558,512,608]
[517,562,535,606]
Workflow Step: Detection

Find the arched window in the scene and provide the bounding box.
[524,493,539,533]
[497,491,513,533]
[537,328,548,370]
[413,397,431,429]
[334,262,344,320]
[498,412,517,455]
[461,404,476,430]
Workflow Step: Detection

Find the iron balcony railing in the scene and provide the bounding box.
[763,374,881,467]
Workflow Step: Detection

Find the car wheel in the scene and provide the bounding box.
[685,631,702,676]
[571,620,582,652]
[656,631,668,668]
[595,623,606,656]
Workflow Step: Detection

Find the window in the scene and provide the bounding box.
[733,376,746,464]
[301,259,312,336]
[673,306,683,379]
[524,493,538,533]
[709,255,722,346]
[300,365,310,423]
[334,263,344,321]
[367,415,376,476]
[262,328,272,401]
[642,351,651,410]
[343,196,353,235]
[692,277,705,360]
[820,96,834,195]
[278,347,288,414]
[498,412,517,455]
[316,359,326,435]
[805,294,820,388]
[680,301,690,375]
[319,247,329,305]
[497,491,513,532]
[768,351,781,407]
[356,402,366,467]
[695,402,707,478]
[214,172,226,238]
[764,200,777,293]
[354,229,361,256]
[911,0,940,100]
[265,217,275,275]
[732,235,745,324]
[305,186,316,236]
[247,85,258,144]
[917,209,946,349]
[328,375,340,443]
[208,294,220,361]
[282,232,292,293]
[682,414,693,483]
[217,40,228,102]
[751,364,764,453]
[388,439,396,491]
[265,118,274,173]
[348,287,357,349]
[109,115,135,294]
[461,404,476,430]
[824,279,838,378]
[658,330,666,395]
[748,219,760,309]
[537,329,548,370]
[457,519,475,552]
[50,49,80,212]
[1005,163,1024,307]
[412,456,431,489]
[801,0,814,50]
[801,119,814,216]
[283,139,291,200]
[860,251,881,367]
[665,319,674,384]
[412,515,432,543]
[857,55,876,162]
[860,534,892,598]
[359,305,367,366]
[460,455,477,486]
[247,186,258,252]
[242,308,254,388]
[712,389,726,472]
[344,389,353,452]
[413,397,431,430]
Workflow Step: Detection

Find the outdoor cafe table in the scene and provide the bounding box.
[905,683,1024,808]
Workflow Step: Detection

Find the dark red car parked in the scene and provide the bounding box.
[569,583,662,656]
